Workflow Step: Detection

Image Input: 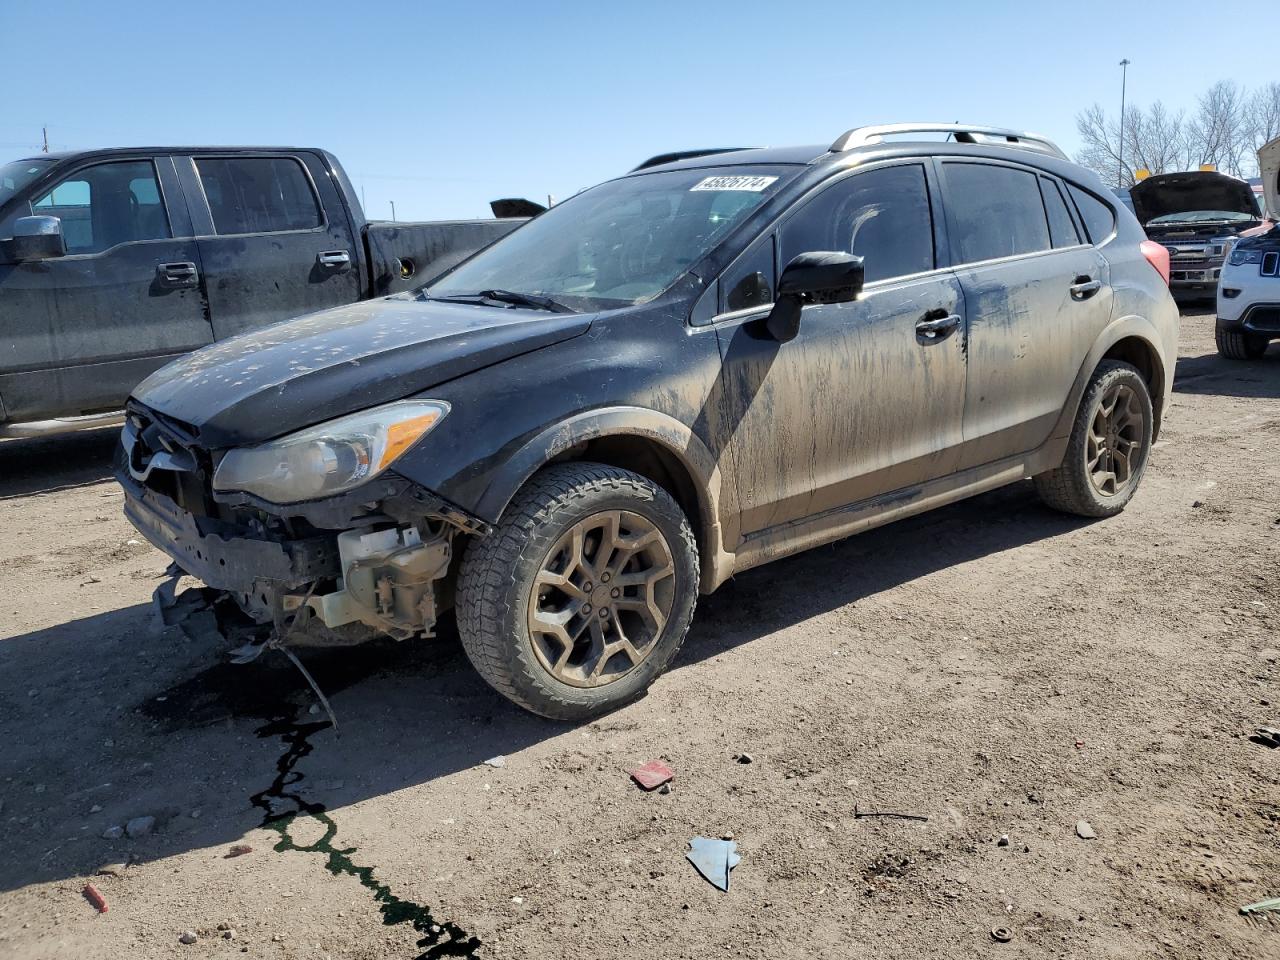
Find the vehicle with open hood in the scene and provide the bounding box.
[1131,170,1265,291]
[1215,137,1280,359]
[116,123,1178,720]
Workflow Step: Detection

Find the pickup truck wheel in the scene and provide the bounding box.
[457,462,698,720]
[1215,326,1269,360]
[1034,360,1153,518]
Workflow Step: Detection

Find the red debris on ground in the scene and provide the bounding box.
[83,883,108,913]
[630,759,674,791]
[225,844,253,858]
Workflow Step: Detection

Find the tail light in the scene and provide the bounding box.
[1140,240,1171,285]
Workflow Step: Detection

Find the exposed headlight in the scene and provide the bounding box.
[1228,245,1264,266]
[212,400,449,503]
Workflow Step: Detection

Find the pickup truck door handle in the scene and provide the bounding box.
[156,261,198,287]
[317,250,352,269]
[1070,275,1103,300]
[915,309,962,342]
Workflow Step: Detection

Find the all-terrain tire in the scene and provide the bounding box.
[456,462,698,720]
[1034,360,1154,518]
[1215,325,1269,360]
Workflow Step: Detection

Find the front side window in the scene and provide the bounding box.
[945,163,1051,264]
[31,160,170,255]
[195,157,322,235]
[428,165,795,311]
[778,164,934,284]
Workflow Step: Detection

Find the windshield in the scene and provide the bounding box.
[427,165,795,311]
[1148,210,1257,224]
[0,159,53,208]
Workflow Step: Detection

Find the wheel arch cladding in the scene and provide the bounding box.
[1054,316,1170,445]
[473,407,727,593]
[1100,335,1166,439]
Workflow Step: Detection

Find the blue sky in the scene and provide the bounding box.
[3,0,1273,220]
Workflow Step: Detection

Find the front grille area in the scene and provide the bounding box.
[1262,252,1279,277]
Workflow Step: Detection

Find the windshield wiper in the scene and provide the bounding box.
[476,289,574,313]
[419,289,575,313]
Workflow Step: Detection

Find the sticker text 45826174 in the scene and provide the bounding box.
[689,175,779,193]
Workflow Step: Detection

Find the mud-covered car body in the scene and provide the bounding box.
[117,123,1178,686]
[1132,170,1264,290]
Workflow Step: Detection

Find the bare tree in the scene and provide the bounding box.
[1186,80,1251,177]
[1248,82,1280,157]
[1075,102,1187,186]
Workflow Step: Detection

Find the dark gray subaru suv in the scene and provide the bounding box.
[118,123,1178,719]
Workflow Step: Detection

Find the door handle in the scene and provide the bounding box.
[1070,276,1102,300]
[915,310,962,342]
[317,250,351,269]
[156,261,198,287]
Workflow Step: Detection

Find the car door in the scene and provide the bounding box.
[180,152,362,340]
[938,160,1112,470]
[0,155,212,421]
[708,161,968,542]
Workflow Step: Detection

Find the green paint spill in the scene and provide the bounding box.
[251,717,481,959]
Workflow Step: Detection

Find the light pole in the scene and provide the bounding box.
[390,200,397,222]
[1118,58,1131,188]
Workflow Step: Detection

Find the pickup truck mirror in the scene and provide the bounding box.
[764,251,865,342]
[4,216,67,262]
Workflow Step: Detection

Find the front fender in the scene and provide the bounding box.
[473,406,733,593]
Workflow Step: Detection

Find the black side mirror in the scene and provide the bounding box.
[764,251,864,342]
[3,216,66,262]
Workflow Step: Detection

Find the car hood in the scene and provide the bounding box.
[133,295,594,448]
[1130,171,1260,225]
[1260,135,1280,220]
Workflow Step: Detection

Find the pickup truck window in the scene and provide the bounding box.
[195,157,322,235]
[427,165,795,311]
[0,158,53,208]
[32,160,171,255]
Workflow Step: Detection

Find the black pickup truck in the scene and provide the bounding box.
[0,147,520,436]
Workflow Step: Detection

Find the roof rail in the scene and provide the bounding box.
[631,147,755,172]
[829,123,1067,160]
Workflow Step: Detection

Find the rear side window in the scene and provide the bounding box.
[1066,184,1117,245]
[779,164,934,284]
[944,163,1050,264]
[195,157,322,235]
[1040,177,1082,248]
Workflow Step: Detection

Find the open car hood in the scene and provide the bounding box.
[132,295,593,448]
[1130,170,1260,225]
[1260,136,1280,220]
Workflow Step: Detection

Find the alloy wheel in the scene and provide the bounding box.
[527,510,677,688]
[1087,383,1145,497]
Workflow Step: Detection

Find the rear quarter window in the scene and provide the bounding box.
[1066,184,1117,245]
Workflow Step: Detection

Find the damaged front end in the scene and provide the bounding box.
[117,405,486,657]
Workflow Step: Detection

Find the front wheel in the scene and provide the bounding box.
[1034,360,1153,518]
[456,462,698,720]
[1215,325,1269,360]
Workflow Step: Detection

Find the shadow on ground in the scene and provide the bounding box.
[0,428,120,500]
[0,476,1088,896]
[1174,347,1280,399]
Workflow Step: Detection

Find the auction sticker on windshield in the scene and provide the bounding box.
[690,175,779,192]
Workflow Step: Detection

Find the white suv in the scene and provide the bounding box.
[1217,136,1280,359]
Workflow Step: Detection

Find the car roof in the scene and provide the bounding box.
[14,146,322,163]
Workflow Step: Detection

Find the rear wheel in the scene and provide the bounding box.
[1034,361,1153,518]
[1215,325,1269,360]
[457,462,698,720]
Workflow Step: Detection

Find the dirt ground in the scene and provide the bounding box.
[0,304,1277,960]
